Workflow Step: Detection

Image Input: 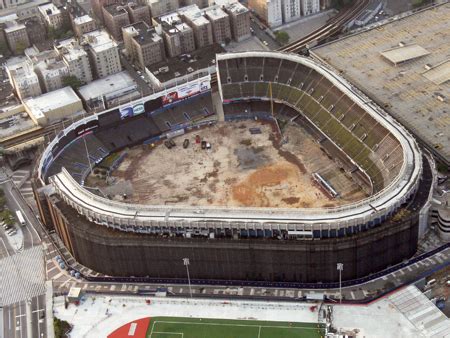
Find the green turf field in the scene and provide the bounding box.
[146,317,325,338]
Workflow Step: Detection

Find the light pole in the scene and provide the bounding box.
[183,257,193,298]
[337,263,343,304]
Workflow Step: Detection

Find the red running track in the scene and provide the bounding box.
[108,317,151,338]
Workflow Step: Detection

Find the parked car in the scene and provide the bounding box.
[164,140,172,149]
[201,140,207,149]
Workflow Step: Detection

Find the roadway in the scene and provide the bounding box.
[2,295,46,338]
[119,51,154,97]
[0,174,46,338]
[0,179,41,250]
[249,14,280,50]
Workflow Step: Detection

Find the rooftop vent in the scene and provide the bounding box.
[159,66,169,73]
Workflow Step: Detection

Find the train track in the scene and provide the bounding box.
[1,120,65,149]
[210,1,368,85]
[280,0,369,53]
[2,2,368,150]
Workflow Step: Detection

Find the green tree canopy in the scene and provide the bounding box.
[62,75,82,90]
[275,30,290,45]
[0,209,15,226]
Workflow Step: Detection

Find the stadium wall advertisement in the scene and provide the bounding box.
[120,102,145,119]
[37,75,211,183]
[162,79,211,106]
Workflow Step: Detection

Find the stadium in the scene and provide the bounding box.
[33,51,432,284]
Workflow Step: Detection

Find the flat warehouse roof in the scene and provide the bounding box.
[380,44,430,65]
[423,60,450,85]
[312,3,450,164]
[78,71,137,101]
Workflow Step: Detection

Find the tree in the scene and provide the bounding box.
[0,209,15,226]
[47,22,74,41]
[54,317,71,338]
[275,30,290,45]
[62,75,82,90]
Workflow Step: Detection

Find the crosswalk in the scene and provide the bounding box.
[19,180,34,200]
[11,169,37,209]
[0,245,46,306]
[11,170,29,189]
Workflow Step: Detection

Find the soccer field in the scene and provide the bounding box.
[146,317,325,338]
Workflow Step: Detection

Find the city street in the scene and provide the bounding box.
[0,179,41,250]
[119,51,154,97]
[2,295,46,338]
[0,174,47,338]
[250,15,279,50]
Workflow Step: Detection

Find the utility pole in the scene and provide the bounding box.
[337,263,343,304]
[183,257,193,298]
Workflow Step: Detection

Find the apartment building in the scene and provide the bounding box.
[248,0,282,27]
[301,0,319,16]
[8,62,42,99]
[281,0,300,23]
[122,22,165,69]
[146,0,179,18]
[26,49,69,92]
[154,12,196,57]
[22,17,46,45]
[90,0,119,22]
[102,4,130,41]
[0,0,29,10]
[72,15,97,37]
[126,3,151,25]
[4,21,30,54]
[204,6,231,44]
[55,38,94,85]
[179,5,213,48]
[82,29,122,78]
[218,0,250,42]
[38,2,64,29]
[36,60,69,92]
[184,0,209,9]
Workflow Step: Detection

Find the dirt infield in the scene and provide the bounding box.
[93,120,366,208]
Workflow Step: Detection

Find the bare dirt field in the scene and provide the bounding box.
[90,120,366,208]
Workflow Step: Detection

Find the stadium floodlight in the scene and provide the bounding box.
[337,263,343,304]
[183,257,193,298]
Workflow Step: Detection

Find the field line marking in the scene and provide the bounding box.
[153,321,318,330]
[257,326,261,338]
[149,320,156,338]
[152,332,183,336]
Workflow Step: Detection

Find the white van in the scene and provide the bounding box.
[427,279,437,287]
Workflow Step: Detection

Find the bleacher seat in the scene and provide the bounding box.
[220,55,405,194]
